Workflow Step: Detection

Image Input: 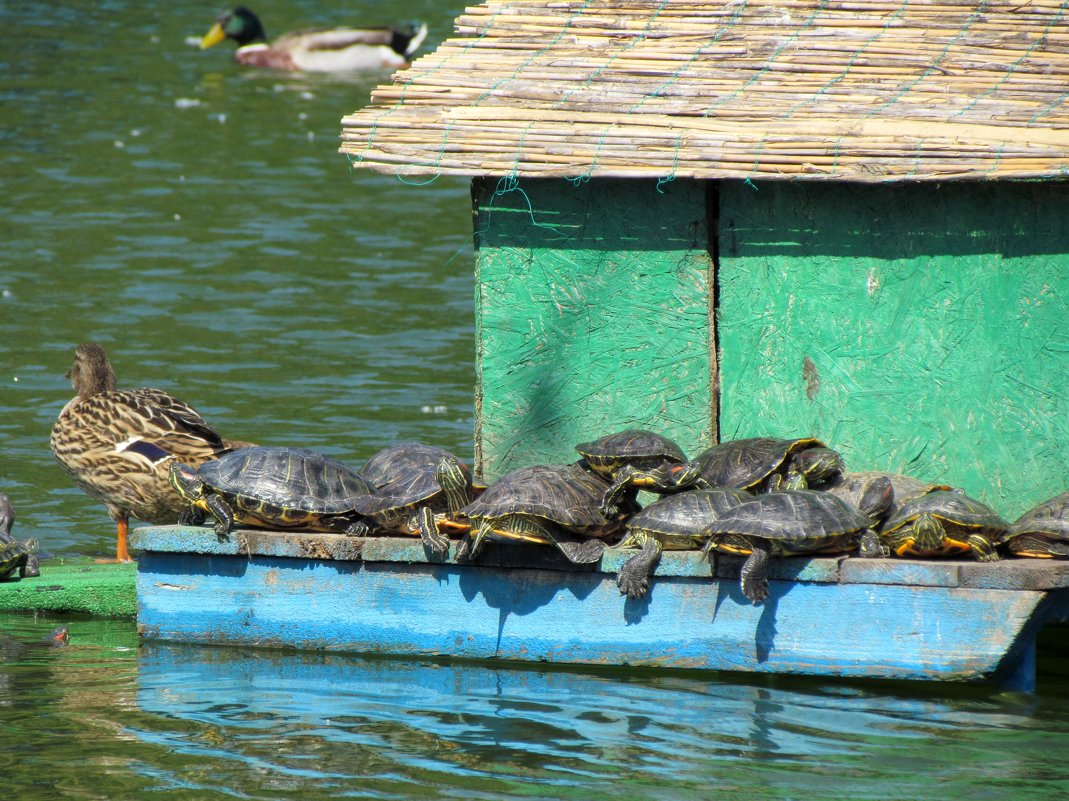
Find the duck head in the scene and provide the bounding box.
[201,7,267,49]
[66,343,117,399]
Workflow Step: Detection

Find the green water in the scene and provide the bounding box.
[3,1,1069,798]
[2,0,475,557]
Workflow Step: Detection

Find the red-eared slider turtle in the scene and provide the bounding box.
[575,429,688,479]
[351,449,476,557]
[1004,491,1069,558]
[169,446,373,536]
[701,490,876,603]
[0,494,40,580]
[693,437,844,492]
[879,490,1009,561]
[456,464,624,564]
[614,488,750,600]
[815,471,955,529]
[602,436,843,511]
[359,442,473,489]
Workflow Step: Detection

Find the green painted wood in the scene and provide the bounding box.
[473,177,715,479]
[0,558,137,617]
[718,180,1069,519]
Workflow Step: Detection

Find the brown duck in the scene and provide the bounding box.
[50,343,254,562]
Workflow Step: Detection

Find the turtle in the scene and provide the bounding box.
[575,429,688,505]
[0,493,40,580]
[614,487,751,600]
[169,446,374,537]
[359,442,467,489]
[878,490,1010,561]
[456,464,625,564]
[351,449,476,557]
[814,471,956,529]
[1003,491,1069,558]
[602,436,844,511]
[701,489,877,603]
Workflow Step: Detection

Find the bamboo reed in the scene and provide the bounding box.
[340,0,1069,183]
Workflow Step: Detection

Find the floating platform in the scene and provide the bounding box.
[130,525,1069,692]
[0,558,137,618]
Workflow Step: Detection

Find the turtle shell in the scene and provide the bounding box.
[624,488,750,547]
[352,457,473,517]
[575,429,687,479]
[0,493,14,547]
[882,490,1009,542]
[703,489,872,547]
[359,442,460,490]
[818,471,954,526]
[691,437,831,491]
[1006,491,1069,557]
[198,447,372,517]
[460,464,612,532]
[0,494,39,580]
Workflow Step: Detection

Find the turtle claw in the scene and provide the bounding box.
[739,542,771,604]
[345,520,372,537]
[616,535,663,599]
[555,538,606,564]
[857,529,887,559]
[456,524,489,562]
[740,574,769,604]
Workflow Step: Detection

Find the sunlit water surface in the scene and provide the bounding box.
[3,2,1069,799]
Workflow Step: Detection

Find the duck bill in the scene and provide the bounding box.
[200,22,227,49]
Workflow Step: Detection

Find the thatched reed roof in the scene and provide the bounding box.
[340,0,1069,182]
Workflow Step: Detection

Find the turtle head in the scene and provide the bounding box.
[662,461,703,490]
[857,476,894,523]
[168,462,205,503]
[791,447,845,486]
[44,627,70,646]
[436,455,474,516]
[910,511,946,553]
[201,7,267,49]
[0,493,13,538]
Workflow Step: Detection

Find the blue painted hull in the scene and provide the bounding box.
[131,527,1069,691]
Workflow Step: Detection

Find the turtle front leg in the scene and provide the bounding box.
[857,529,889,559]
[616,533,663,600]
[457,520,493,561]
[740,538,771,603]
[601,465,644,515]
[416,505,450,558]
[968,534,1001,563]
[601,463,698,515]
[203,495,237,539]
[552,534,607,564]
[344,519,372,537]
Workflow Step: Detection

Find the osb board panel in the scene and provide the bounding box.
[718,180,1069,519]
[473,178,714,478]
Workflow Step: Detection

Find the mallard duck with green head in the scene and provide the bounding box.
[200,7,428,72]
[50,343,255,562]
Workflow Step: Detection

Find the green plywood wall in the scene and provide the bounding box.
[718,181,1069,518]
[473,178,715,478]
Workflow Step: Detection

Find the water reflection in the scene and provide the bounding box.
[131,642,1069,800]
[2,613,1069,799]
